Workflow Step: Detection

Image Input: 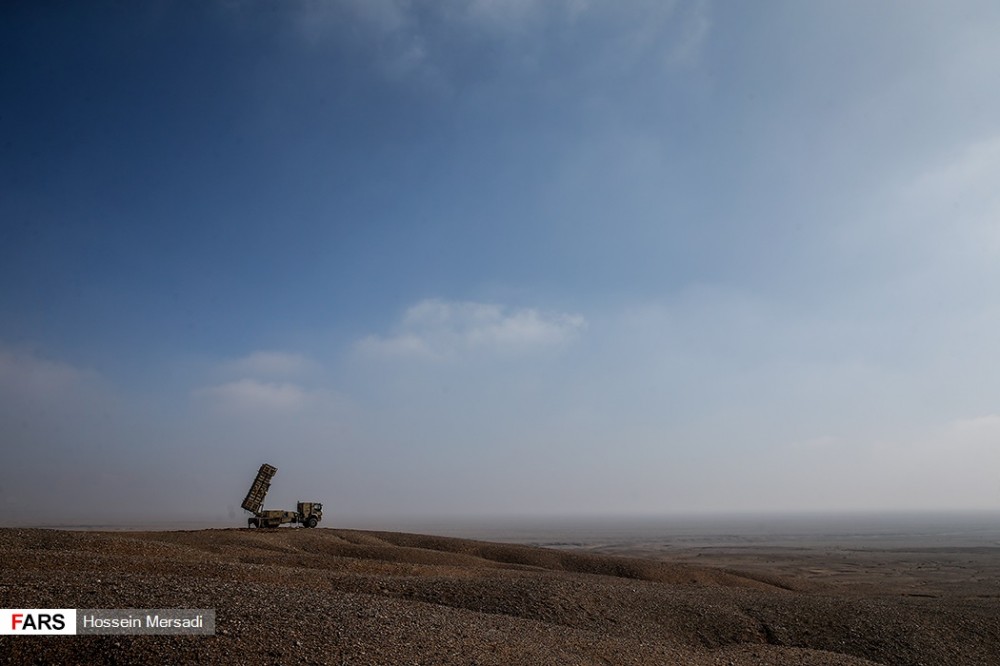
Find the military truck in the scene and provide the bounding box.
[241,463,323,528]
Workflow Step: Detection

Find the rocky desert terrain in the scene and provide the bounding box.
[1,527,998,665]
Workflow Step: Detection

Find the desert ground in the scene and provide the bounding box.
[2,524,999,665]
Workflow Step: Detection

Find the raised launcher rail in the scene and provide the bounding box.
[241,463,277,515]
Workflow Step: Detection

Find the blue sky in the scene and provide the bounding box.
[3,1,1000,523]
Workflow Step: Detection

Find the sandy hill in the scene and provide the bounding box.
[1,527,996,665]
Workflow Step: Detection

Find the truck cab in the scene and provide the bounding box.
[297,501,323,528]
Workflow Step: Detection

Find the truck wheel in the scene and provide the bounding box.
[248,518,257,528]
[306,517,318,528]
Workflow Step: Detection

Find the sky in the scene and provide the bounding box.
[3,1,1000,525]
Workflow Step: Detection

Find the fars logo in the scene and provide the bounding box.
[0,609,77,635]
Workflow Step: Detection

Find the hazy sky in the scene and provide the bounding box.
[3,1,1000,524]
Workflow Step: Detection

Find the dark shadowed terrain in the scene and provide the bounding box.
[2,526,999,665]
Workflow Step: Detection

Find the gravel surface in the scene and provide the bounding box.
[1,528,997,665]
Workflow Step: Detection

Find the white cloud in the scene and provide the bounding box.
[294,0,408,46]
[0,346,119,442]
[223,350,319,378]
[357,299,586,360]
[864,414,1000,509]
[194,379,311,412]
[950,414,1000,440]
[771,415,1000,511]
[0,345,91,398]
[903,133,1000,253]
[357,332,432,359]
[924,415,1000,464]
[848,131,1000,275]
[285,1,709,86]
[0,344,171,521]
[789,435,839,452]
[665,0,710,67]
[464,0,546,29]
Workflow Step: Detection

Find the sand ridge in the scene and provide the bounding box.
[1,527,997,665]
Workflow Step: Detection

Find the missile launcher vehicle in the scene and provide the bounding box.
[241,463,323,528]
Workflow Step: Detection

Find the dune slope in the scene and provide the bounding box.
[1,528,996,665]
